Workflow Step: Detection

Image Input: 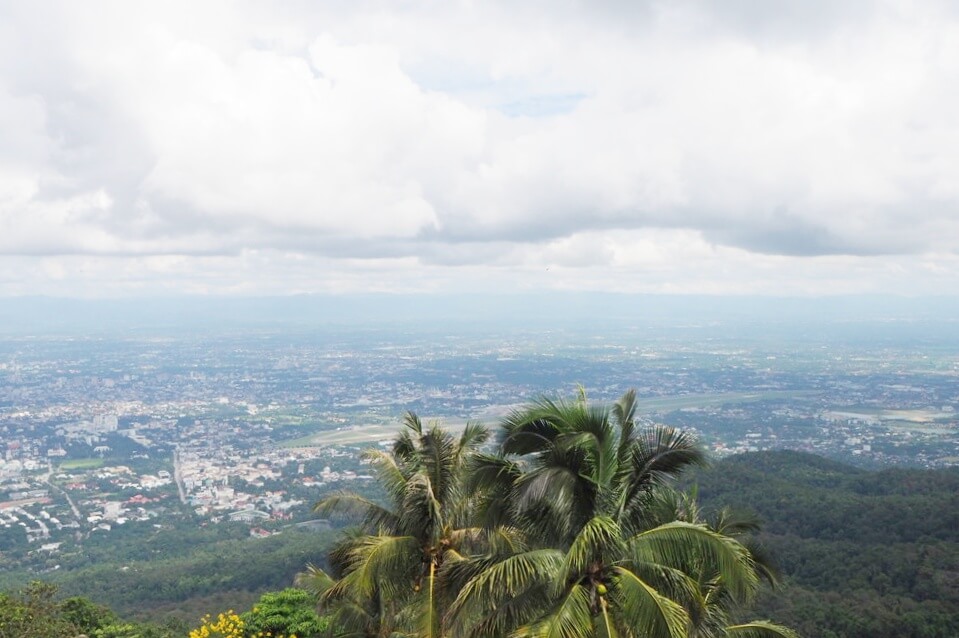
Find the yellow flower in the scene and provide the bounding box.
[188,611,246,638]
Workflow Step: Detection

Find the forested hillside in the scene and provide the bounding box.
[0,526,337,624]
[4,450,958,637]
[694,451,959,638]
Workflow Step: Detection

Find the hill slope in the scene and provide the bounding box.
[694,451,959,638]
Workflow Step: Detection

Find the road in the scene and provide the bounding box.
[173,448,187,504]
[42,461,82,520]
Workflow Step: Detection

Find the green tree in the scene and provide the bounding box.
[447,390,765,638]
[60,596,117,635]
[643,490,798,638]
[241,588,329,637]
[0,583,176,638]
[0,582,76,638]
[310,413,495,638]
[93,622,179,638]
[296,562,401,638]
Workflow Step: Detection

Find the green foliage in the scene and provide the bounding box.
[0,582,175,638]
[45,413,959,638]
[241,588,329,638]
[308,391,793,638]
[3,527,337,622]
[446,389,768,638]
[694,451,959,638]
[61,595,117,634]
[0,581,76,638]
[93,621,179,638]
[309,412,493,637]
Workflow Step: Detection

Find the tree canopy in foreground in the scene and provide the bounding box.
[306,390,797,638]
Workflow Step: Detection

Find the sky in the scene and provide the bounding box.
[2,0,959,299]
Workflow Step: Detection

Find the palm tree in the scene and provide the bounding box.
[310,412,493,638]
[447,389,763,638]
[642,490,799,638]
[296,562,406,638]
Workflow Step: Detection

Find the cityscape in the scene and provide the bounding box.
[2,319,958,572]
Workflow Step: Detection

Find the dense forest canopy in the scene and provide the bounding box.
[693,451,959,638]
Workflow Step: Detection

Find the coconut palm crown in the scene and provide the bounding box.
[310,412,492,638]
[448,389,765,638]
[641,490,799,638]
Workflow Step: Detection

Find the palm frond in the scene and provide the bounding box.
[725,620,801,638]
[467,453,521,490]
[326,600,376,636]
[562,515,623,586]
[392,412,422,464]
[512,583,594,638]
[634,426,707,483]
[464,582,554,638]
[419,424,458,507]
[626,522,758,603]
[363,448,411,502]
[621,561,706,626]
[294,563,336,600]
[398,472,443,543]
[741,538,781,587]
[499,398,570,455]
[459,421,490,451]
[404,410,424,435]
[610,566,689,638]
[447,549,565,634]
[313,492,399,531]
[710,507,761,536]
[515,464,580,512]
[616,428,706,524]
[554,427,617,490]
[612,389,638,435]
[333,534,421,599]
[467,454,524,529]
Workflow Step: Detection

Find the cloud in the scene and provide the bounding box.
[1,0,959,296]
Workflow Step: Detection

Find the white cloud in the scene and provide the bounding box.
[1,0,958,296]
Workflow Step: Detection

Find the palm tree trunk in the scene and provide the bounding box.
[428,559,437,638]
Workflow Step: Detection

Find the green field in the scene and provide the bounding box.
[59,458,105,470]
[281,420,473,448]
[278,391,816,448]
[634,390,815,413]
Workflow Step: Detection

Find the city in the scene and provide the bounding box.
[2,321,958,572]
